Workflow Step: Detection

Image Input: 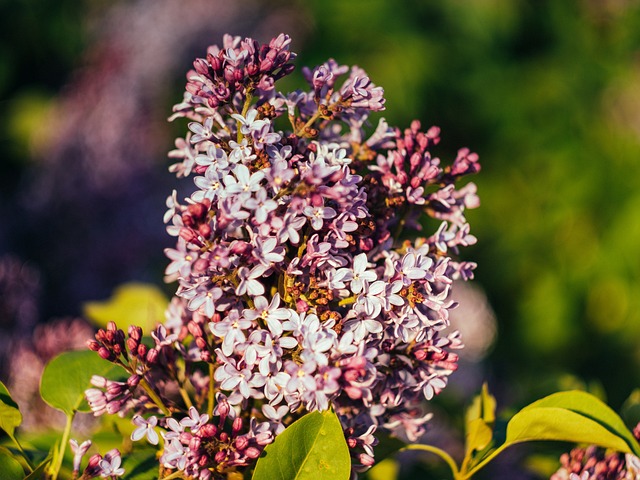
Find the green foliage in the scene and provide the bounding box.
[120,450,159,479]
[252,410,351,480]
[0,382,22,443]
[40,350,125,415]
[621,389,640,429]
[0,452,24,480]
[464,383,496,457]
[367,458,400,480]
[506,391,640,456]
[83,283,169,332]
[24,457,52,480]
[403,388,640,479]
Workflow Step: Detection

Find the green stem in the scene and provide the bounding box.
[12,436,34,473]
[338,295,357,306]
[51,412,74,480]
[401,444,461,480]
[139,377,171,416]
[178,386,193,409]
[461,444,509,479]
[237,92,254,143]
[160,470,186,480]
[295,110,321,137]
[207,363,215,418]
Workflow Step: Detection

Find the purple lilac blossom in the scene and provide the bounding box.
[85,33,481,478]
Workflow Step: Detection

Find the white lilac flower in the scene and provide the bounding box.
[99,449,125,477]
[231,109,267,135]
[179,406,210,433]
[188,116,215,144]
[131,415,159,445]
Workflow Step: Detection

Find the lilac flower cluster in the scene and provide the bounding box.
[551,424,640,480]
[86,33,480,478]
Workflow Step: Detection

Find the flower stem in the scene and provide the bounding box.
[161,470,186,480]
[207,363,215,418]
[460,444,509,479]
[401,444,461,480]
[139,377,171,416]
[51,412,74,480]
[12,436,34,473]
[178,386,193,409]
[295,110,321,137]
[237,92,254,142]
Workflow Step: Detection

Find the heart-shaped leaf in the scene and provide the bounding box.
[252,410,350,480]
[40,350,126,415]
[0,451,24,480]
[83,283,168,331]
[508,391,640,456]
[0,382,22,442]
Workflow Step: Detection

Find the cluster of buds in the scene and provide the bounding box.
[86,33,480,478]
[551,430,640,480]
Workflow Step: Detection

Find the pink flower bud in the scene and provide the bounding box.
[245,447,261,459]
[98,347,113,361]
[146,348,159,364]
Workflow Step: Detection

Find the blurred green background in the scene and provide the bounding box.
[2,0,640,476]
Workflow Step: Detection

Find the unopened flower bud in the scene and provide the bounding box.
[87,340,100,351]
[245,446,261,459]
[234,436,249,450]
[127,337,139,353]
[146,348,159,364]
[199,424,217,438]
[232,417,243,435]
[188,321,203,338]
[127,375,140,387]
[188,202,207,220]
[137,343,148,358]
[84,453,103,476]
[128,325,142,341]
[106,400,123,414]
[214,450,227,463]
[98,347,114,361]
[198,223,211,238]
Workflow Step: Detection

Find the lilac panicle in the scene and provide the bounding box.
[87,32,481,479]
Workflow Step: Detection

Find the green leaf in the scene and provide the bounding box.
[40,350,126,415]
[371,431,405,463]
[366,458,399,480]
[252,410,351,480]
[0,451,24,480]
[465,383,496,426]
[506,390,640,455]
[83,283,168,331]
[464,384,496,456]
[24,456,52,480]
[0,382,22,442]
[120,450,158,479]
[466,418,493,454]
[621,389,640,430]
[506,406,630,452]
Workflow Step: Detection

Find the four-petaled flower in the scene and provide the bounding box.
[131,415,159,445]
